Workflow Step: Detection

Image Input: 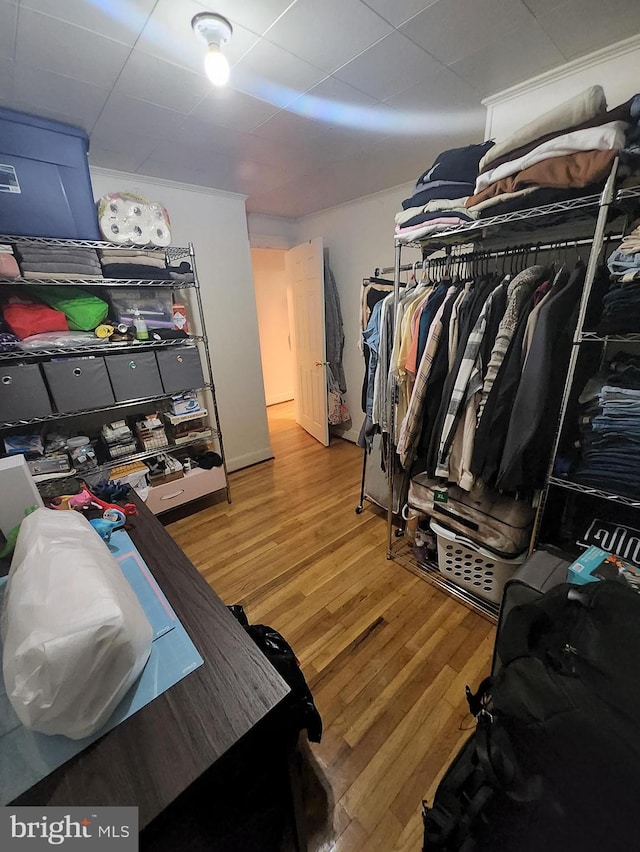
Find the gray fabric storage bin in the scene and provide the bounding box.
[0,363,52,421]
[105,351,164,402]
[156,347,205,394]
[43,356,115,413]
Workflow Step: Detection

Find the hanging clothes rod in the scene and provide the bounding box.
[374,262,416,276]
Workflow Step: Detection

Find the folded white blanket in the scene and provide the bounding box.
[474,120,627,195]
[479,84,606,172]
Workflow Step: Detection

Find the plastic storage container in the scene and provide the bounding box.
[430,519,526,605]
[0,107,100,239]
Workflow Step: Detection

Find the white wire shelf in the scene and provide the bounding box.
[32,433,217,484]
[0,384,212,429]
[0,276,195,289]
[548,476,640,509]
[0,335,204,362]
[389,537,499,621]
[0,234,190,257]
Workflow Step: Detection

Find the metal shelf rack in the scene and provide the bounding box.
[0,335,204,362]
[384,160,640,616]
[0,385,211,429]
[547,477,640,510]
[0,237,231,506]
[33,433,218,485]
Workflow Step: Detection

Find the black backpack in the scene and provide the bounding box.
[423,580,640,852]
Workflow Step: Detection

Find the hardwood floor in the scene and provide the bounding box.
[166,401,494,852]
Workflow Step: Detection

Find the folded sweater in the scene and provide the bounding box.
[479,85,606,172]
[474,121,627,195]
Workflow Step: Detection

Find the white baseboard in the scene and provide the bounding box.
[266,393,294,406]
[226,446,274,472]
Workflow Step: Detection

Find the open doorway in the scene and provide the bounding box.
[251,247,295,409]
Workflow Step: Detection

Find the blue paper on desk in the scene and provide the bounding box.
[0,529,203,805]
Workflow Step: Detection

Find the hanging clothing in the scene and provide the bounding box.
[324,263,346,393]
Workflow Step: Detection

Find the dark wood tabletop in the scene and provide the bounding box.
[13,497,291,827]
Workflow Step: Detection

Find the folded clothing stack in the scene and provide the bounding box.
[14,244,102,279]
[394,141,493,242]
[466,86,633,218]
[0,244,20,279]
[574,355,640,499]
[598,225,640,333]
[99,248,171,280]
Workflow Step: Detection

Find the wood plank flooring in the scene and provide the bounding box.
[165,402,494,851]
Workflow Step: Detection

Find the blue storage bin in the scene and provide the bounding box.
[0,107,100,240]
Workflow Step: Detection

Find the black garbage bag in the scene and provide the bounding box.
[228,604,322,743]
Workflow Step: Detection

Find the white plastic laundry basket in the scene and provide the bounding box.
[430,519,527,604]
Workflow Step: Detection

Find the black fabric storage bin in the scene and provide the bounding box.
[43,356,115,413]
[0,363,52,421]
[156,347,205,394]
[105,351,164,402]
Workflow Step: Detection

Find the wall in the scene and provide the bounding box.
[484,35,640,143]
[247,213,298,249]
[251,248,294,406]
[296,184,420,442]
[90,167,273,472]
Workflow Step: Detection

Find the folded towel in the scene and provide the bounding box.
[101,263,172,280]
[474,121,627,195]
[395,197,470,226]
[479,84,607,172]
[21,271,104,280]
[100,254,166,268]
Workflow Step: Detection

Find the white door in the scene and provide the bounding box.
[285,237,329,446]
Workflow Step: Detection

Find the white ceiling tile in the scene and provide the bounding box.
[265,0,393,74]
[538,0,640,60]
[334,31,445,101]
[136,0,259,76]
[383,66,480,110]
[196,0,296,36]
[190,89,281,133]
[251,109,336,144]
[19,0,156,47]
[522,0,567,14]
[232,39,327,107]
[0,1,18,61]
[137,158,238,191]
[362,0,440,27]
[166,115,245,154]
[400,0,534,66]
[112,49,211,114]
[0,57,12,101]
[298,76,379,109]
[89,139,161,175]
[15,8,132,88]
[89,124,161,169]
[141,139,235,176]
[93,93,189,142]
[10,62,110,130]
[450,21,565,96]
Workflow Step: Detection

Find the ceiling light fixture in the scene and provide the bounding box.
[191,12,233,87]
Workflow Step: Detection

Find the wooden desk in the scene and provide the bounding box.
[13,498,292,836]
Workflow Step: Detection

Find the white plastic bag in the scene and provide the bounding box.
[1,508,152,739]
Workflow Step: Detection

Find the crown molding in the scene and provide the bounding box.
[482,34,640,107]
[89,165,248,202]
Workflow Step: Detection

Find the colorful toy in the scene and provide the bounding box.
[49,483,137,517]
[89,510,125,543]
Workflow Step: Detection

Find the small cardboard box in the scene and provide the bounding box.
[568,546,640,594]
